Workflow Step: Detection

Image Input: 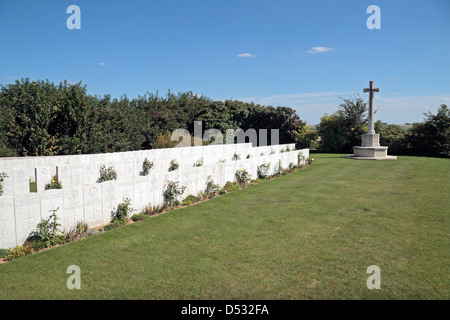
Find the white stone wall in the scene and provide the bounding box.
[0,143,309,248]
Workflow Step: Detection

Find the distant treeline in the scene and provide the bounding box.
[1,79,448,158]
[0,79,305,157]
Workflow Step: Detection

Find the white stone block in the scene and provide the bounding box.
[133,177,148,212]
[101,180,119,225]
[118,180,134,205]
[13,169,30,196]
[63,186,84,231]
[57,165,72,188]
[40,189,64,224]
[71,163,84,186]
[14,194,41,245]
[0,197,17,248]
[82,162,97,185]
[84,185,103,227]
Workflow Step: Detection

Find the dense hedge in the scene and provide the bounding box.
[0,79,306,157]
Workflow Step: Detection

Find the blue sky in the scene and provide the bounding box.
[0,0,449,124]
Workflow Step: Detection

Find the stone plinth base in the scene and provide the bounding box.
[345,146,397,160]
[361,133,380,147]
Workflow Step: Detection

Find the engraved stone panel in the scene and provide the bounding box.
[63,186,84,231]
[0,197,16,248]
[84,184,103,227]
[15,194,41,245]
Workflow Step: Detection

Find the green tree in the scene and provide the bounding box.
[409,105,449,157]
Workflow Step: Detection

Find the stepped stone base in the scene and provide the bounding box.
[345,133,397,160]
[345,146,397,160]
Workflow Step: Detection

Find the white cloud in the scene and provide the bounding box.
[4,76,16,80]
[307,47,334,54]
[236,53,255,58]
[99,62,106,66]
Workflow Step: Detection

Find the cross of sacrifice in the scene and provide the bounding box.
[363,80,379,134]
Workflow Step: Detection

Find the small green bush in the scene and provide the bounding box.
[141,158,154,176]
[102,220,122,231]
[181,194,201,206]
[131,213,148,222]
[34,208,64,248]
[45,175,63,190]
[232,153,240,161]
[163,181,186,207]
[64,221,90,243]
[168,159,179,172]
[235,169,250,188]
[112,198,132,225]
[98,165,118,183]
[0,248,9,258]
[205,176,219,198]
[257,163,270,179]
[221,181,239,193]
[26,235,46,252]
[5,242,34,261]
[193,158,203,167]
[0,172,8,196]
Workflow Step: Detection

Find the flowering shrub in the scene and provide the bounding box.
[141,158,154,176]
[5,242,34,261]
[45,175,63,190]
[99,165,118,182]
[257,163,271,179]
[35,208,64,247]
[235,169,250,188]
[169,159,179,172]
[298,152,306,167]
[163,181,186,206]
[113,198,133,225]
[205,175,220,198]
[194,158,203,167]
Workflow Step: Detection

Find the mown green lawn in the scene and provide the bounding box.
[1,154,448,299]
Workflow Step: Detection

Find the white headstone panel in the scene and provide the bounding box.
[134,156,145,177]
[118,180,134,205]
[101,180,119,225]
[133,177,148,212]
[124,160,134,179]
[216,163,225,187]
[35,166,53,193]
[13,169,29,196]
[0,197,17,248]
[82,162,97,185]
[84,185,103,227]
[34,157,45,168]
[14,194,41,245]
[40,189,64,226]
[63,186,84,231]
[71,163,84,186]
[57,165,72,188]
